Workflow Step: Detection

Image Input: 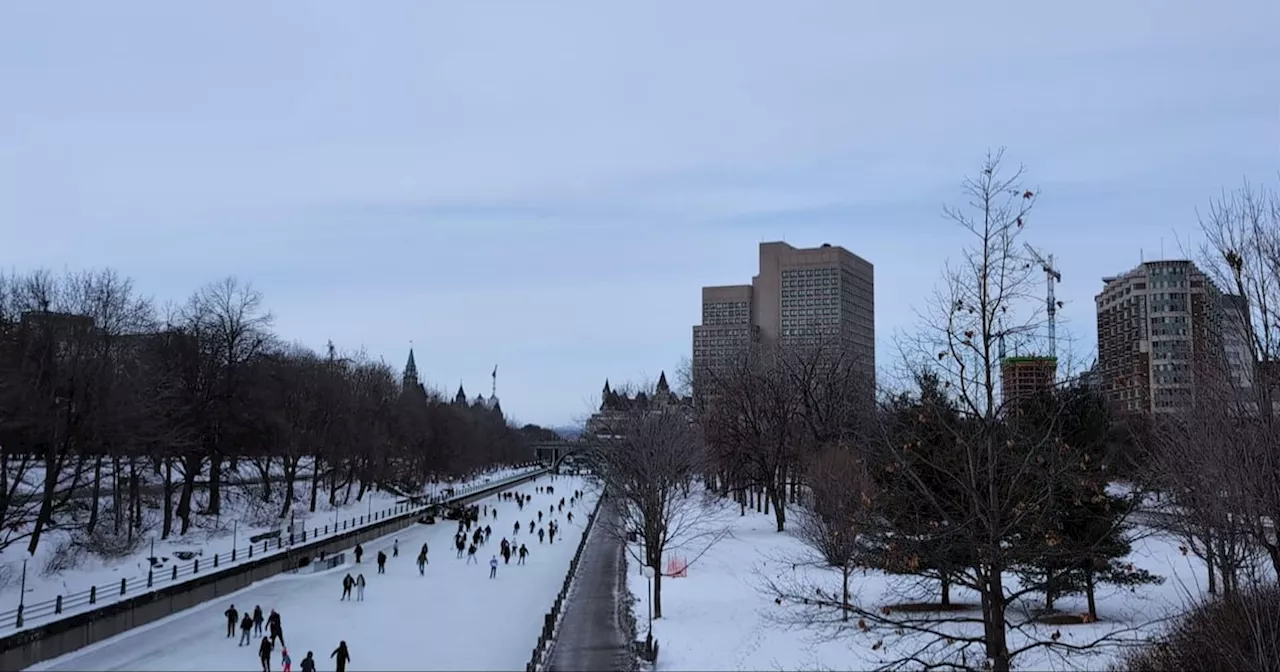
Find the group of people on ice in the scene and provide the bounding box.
[224,603,346,672]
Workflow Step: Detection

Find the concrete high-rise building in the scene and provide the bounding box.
[1095,259,1244,414]
[692,241,875,390]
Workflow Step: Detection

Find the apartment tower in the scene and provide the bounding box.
[1000,356,1058,405]
[693,241,875,391]
[1095,260,1241,414]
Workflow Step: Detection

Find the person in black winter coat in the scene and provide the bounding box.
[354,544,364,563]
[376,550,387,574]
[300,651,316,672]
[225,605,238,638]
[258,637,274,672]
[239,613,254,645]
[331,641,351,672]
[253,605,265,635]
[341,573,355,601]
[268,609,284,646]
[518,544,529,565]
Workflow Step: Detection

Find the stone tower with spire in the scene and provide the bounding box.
[403,347,420,392]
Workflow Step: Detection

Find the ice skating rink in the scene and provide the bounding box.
[29,474,599,672]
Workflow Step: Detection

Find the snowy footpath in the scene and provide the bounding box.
[29,473,599,672]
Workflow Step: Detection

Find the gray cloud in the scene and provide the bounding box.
[2,0,1277,424]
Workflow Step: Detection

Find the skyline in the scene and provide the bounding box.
[2,1,1277,426]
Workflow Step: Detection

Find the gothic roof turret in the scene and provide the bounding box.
[454,384,467,405]
[656,371,670,393]
[403,348,420,389]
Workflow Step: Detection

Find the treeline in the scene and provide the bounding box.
[0,270,534,557]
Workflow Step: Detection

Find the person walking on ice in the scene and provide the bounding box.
[253,605,265,636]
[393,539,399,557]
[376,550,387,574]
[299,651,316,672]
[467,543,478,564]
[417,549,428,575]
[341,573,354,601]
[355,573,366,601]
[489,555,499,578]
[281,647,292,672]
[518,544,528,565]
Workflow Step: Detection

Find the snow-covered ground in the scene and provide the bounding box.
[29,471,597,672]
[0,464,541,632]
[625,494,1229,672]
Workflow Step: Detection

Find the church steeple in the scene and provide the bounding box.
[454,383,467,405]
[601,379,612,411]
[656,371,670,393]
[402,347,420,391]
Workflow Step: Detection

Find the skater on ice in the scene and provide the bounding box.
[489,555,498,578]
[567,511,574,523]
[538,528,545,543]
[455,535,465,557]
[518,544,528,565]
[331,641,351,672]
[341,573,355,601]
[393,539,399,557]
[225,605,238,638]
[467,543,478,563]
[281,647,292,672]
[376,550,387,573]
[417,549,428,575]
[253,605,265,635]
[354,544,363,563]
[513,521,520,535]
[300,651,316,672]
[355,573,366,601]
[538,510,542,522]
[258,637,274,672]
[239,613,254,645]
[268,609,284,646]
[267,609,284,645]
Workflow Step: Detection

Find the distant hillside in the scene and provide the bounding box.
[551,425,583,440]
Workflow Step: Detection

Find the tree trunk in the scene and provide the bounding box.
[128,459,141,542]
[161,458,174,539]
[841,565,851,622]
[111,456,123,534]
[309,456,322,513]
[27,452,63,555]
[1085,569,1098,621]
[207,454,223,514]
[87,456,103,534]
[1045,569,1056,611]
[981,566,1011,672]
[940,575,951,606]
[176,454,200,535]
[767,485,786,532]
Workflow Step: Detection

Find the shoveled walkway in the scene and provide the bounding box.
[547,500,631,672]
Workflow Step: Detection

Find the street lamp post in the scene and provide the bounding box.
[16,559,27,627]
[640,565,656,654]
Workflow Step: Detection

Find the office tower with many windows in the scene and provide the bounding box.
[693,241,875,392]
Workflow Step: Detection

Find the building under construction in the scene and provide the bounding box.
[1000,355,1058,406]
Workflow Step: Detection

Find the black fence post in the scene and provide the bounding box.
[232,546,237,562]
[214,554,219,568]
[171,566,178,581]
[15,604,22,628]
[89,586,97,605]
[194,559,199,573]
[55,595,63,614]
[147,569,153,588]
[249,545,254,559]
[120,578,127,595]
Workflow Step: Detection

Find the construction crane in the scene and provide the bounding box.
[1024,243,1063,357]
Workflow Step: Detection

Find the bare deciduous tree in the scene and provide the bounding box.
[586,384,725,619]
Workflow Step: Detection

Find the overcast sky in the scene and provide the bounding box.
[2,1,1277,427]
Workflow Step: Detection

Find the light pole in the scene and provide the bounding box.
[641,565,655,652]
[16,559,27,627]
